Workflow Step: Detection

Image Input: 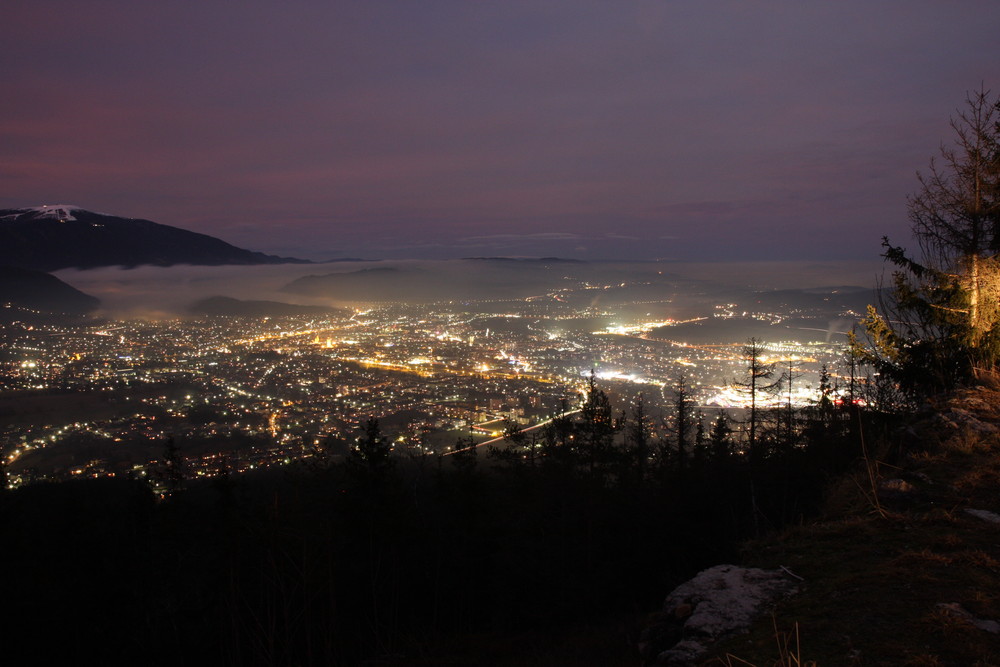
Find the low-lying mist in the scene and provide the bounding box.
[53,258,883,319]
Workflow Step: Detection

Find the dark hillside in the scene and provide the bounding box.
[705,387,1000,665]
[0,265,99,315]
[0,206,306,270]
[0,385,878,666]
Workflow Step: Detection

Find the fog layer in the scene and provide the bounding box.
[54,259,883,318]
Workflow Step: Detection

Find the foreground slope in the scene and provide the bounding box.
[708,388,1000,665]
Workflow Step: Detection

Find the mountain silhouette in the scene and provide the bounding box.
[0,205,307,271]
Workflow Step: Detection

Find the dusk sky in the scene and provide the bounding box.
[4,1,1000,262]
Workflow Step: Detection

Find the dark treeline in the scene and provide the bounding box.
[0,358,900,666]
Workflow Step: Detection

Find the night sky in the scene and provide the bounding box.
[4,2,1000,261]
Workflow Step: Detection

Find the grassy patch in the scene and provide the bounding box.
[705,412,1000,666]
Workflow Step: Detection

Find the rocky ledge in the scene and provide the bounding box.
[640,564,800,665]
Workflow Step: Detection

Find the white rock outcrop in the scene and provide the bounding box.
[649,564,799,665]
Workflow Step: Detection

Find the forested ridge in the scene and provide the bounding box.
[1,366,893,666]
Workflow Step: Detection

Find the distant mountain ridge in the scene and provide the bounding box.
[0,205,308,271]
[461,256,584,263]
[189,296,346,318]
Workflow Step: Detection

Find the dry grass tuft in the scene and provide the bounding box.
[924,605,987,640]
[957,549,1000,569]
[939,429,992,455]
[930,532,964,550]
[899,654,944,666]
[954,463,1000,490]
[891,548,955,567]
[709,619,816,667]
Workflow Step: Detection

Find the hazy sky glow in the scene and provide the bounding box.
[4,1,1000,261]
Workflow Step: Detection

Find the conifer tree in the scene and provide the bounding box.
[805,363,838,438]
[451,434,479,474]
[693,410,708,463]
[779,358,801,450]
[709,412,732,462]
[540,397,575,465]
[911,87,1000,329]
[577,371,621,477]
[0,445,9,496]
[491,418,538,470]
[732,338,781,459]
[817,363,834,418]
[859,87,1000,394]
[160,435,186,496]
[671,375,694,469]
[347,417,394,486]
[624,393,652,483]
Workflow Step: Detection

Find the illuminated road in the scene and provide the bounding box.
[442,409,581,456]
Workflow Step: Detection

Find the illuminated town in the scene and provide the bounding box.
[0,282,859,490]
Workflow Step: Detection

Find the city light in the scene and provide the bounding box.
[0,280,853,489]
